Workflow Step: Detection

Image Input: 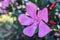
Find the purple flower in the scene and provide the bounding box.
[0,0,10,9]
[18,2,51,37]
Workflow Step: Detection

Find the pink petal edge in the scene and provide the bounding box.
[38,8,48,23]
[23,23,37,37]
[26,2,37,18]
[38,21,51,37]
[18,14,34,25]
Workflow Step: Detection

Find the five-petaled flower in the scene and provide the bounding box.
[18,2,51,37]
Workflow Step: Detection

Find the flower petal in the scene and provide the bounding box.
[26,2,37,18]
[38,8,48,22]
[38,21,51,37]
[18,14,33,25]
[2,0,10,9]
[23,23,37,37]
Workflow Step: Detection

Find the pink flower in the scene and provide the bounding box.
[0,9,8,14]
[18,2,51,37]
[0,0,10,9]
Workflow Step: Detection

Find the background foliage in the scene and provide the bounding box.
[0,0,60,40]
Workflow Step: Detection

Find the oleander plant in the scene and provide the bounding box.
[0,0,60,40]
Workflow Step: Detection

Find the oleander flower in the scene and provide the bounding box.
[18,2,51,37]
[0,0,10,9]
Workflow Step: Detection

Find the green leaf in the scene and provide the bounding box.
[5,22,12,30]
